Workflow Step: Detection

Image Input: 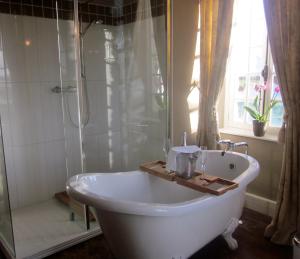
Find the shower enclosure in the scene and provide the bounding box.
[0,0,168,258]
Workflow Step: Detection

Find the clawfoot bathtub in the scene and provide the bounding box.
[67,151,259,259]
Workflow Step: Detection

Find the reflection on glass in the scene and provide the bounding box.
[249,46,266,72]
[238,76,246,92]
[248,74,262,99]
[270,102,284,127]
[199,146,207,174]
[233,101,245,122]
[269,72,283,126]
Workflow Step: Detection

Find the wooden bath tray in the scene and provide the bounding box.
[140,161,238,195]
[176,172,238,196]
[140,160,176,181]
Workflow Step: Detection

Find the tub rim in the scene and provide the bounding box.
[66,151,259,217]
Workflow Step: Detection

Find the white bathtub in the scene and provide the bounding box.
[67,151,259,259]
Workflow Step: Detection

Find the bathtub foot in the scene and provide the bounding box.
[222,218,240,250]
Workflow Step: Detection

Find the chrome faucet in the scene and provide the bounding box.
[217,139,248,155]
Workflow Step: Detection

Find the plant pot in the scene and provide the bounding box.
[252,120,266,137]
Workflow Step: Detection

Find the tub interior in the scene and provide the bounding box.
[74,151,250,204]
[200,151,249,180]
[76,173,205,204]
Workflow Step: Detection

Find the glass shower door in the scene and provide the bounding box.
[120,1,167,169]
[56,0,99,232]
[0,117,15,257]
[78,0,168,173]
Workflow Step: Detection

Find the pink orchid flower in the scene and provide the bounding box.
[254,84,262,92]
[275,85,280,93]
[254,84,267,92]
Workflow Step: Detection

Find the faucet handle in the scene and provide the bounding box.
[217,139,232,145]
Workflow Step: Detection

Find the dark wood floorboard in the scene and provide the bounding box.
[0,208,293,259]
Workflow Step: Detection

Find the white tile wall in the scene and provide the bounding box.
[0,14,77,209]
[0,12,166,209]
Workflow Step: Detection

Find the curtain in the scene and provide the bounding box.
[263,0,300,245]
[197,0,234,149]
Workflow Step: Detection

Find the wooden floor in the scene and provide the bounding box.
[0,208,293,259]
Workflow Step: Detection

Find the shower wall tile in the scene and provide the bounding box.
[57,20,77,81]
[11,140,67,208]
[42,140,67,197]
[83,134,101,172]
[3,146,18,209]
[7,83,43,146]
[64,134,82,178]
[0,13,64,83]
[0,12,166,208]
[83,131,123,173]
[40,82,65,142]
[12,143,45,207]
[6,82,64,147]
[0,13,79,208]
[36,17,60,82]
[83,81,121,137]
[98,132,122,171]
[0,14,40,83]
[83,27,110,81]
[84,83,108,136]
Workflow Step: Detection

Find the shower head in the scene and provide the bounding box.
[94,19,102,24]
[80,19,103,37]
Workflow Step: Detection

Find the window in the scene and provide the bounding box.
[223,0,284,131]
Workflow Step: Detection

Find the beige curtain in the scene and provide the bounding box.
[263,0,300,245]
[197,0,234,149]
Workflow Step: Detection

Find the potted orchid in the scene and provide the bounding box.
[244,84,280,137]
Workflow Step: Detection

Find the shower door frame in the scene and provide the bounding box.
[0,117,15,259]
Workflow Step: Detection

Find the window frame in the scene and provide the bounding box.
[223,3,284,135]
[224,49,282,134]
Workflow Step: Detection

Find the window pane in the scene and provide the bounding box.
[233,100,245,122]
[249,46,266,73]
[191,57,200,83]
[225,0,267,128]
[248,74,262,99]
[234,76,247,99]
[271,75,282,101]
[270,102,284,127]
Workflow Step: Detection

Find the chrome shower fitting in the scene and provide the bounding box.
[80,19,103,37]
[51,85,77,93]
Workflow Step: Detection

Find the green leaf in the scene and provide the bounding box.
[261,100,280,122]
[253,96,259,111]
[244,106,260,120]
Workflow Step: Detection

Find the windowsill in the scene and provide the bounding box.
[219,127,278,143]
